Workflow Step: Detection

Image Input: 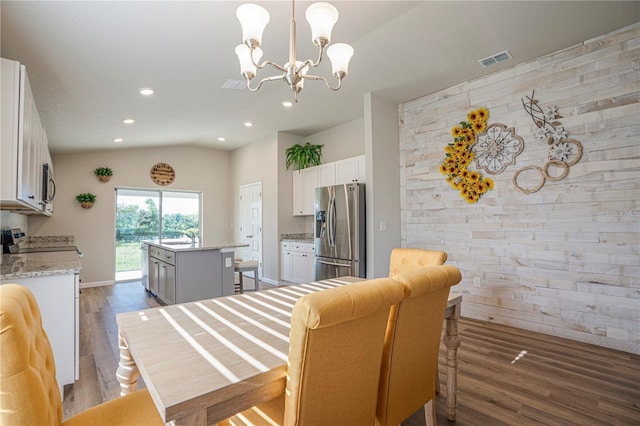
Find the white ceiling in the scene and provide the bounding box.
[1,1,637,153]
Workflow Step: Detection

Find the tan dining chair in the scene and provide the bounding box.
[219,277,405,426]
[388,248,447,277]
[376,265,462,426]
[234,258,259,293]
[0,284,164,426]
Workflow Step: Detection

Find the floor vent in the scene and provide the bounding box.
[478,50,512,67]
[221,79,247,90]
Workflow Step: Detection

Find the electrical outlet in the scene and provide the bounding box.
[473,277,481,288]
[379,221,387,232]
[225,257,232,268]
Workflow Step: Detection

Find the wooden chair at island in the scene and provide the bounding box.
[376,264,462,426]
[234,258,259,293]
[219,277,405,425]
[0,284,164,426]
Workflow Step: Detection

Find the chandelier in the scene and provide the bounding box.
[235,1,354,102]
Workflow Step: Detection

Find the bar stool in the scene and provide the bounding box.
[234,259,259,293]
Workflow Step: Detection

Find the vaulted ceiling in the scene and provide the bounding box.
[2,1,637,153]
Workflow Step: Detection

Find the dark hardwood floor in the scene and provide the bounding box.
[63,281,640,425]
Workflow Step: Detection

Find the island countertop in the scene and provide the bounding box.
[0,251,82,280]
[146,240,248,252]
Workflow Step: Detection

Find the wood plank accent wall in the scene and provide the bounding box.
[399,24,639,354]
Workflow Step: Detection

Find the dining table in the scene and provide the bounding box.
[116,277,462,425]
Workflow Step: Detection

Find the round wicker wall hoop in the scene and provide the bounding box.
[543,160,569,181]
[513,165,546,194]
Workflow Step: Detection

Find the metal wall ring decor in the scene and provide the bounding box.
[438,107,495,204]
[543,160,569,181]
[513,165,546,194]
[516,90,583,193]
[470,123,525,174]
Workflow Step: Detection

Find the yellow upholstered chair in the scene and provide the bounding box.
[376,265,462,426]
[0,284,164,426]
[220,277,405,426]
[388,248,447,277]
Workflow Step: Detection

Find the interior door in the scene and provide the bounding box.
[239,182,262,278]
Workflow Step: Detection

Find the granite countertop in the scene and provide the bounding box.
[280,233,313,242]
[147,240,248,252]
[1,251,82,280]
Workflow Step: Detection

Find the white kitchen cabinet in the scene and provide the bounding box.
[335,155,366,184]
[1,58,49,213]
[289,242,315,283]
[2,273,79,396]
[317,163,336,188]
[292,167,317,216]
[280,242,292,282]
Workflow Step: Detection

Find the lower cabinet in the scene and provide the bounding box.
[280,242,292,282]
[281,241,314,284]
[1,273,79,396]
[148,245,235,304]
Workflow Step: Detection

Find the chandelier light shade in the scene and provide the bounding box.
[236,4,270,47]
[235,1,354,102]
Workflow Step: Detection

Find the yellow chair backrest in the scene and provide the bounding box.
[0,283,63,425]
[377,265,462,426]
[388,248,447,277]
[285,277,405,426]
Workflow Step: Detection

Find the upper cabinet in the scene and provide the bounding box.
[1,58,51,214]
[291,155,366,216]
[293,167,318,216]
[335,155,366,185]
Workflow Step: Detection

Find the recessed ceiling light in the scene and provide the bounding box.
[139,88,154,96]
[282,101,293,108]
[122,119,135,124]
[243,121,253,127]
[218,137,226,142]
[113,138,124,143]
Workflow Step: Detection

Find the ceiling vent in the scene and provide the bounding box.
[221,79,247,90]
[478,50,512,67]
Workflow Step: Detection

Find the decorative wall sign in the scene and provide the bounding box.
[439,107,495,203]
[515,90,583,193]
[150,163,175,186]
[470,123,524,174]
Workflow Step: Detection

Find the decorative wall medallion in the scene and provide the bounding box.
[470,123,524,175]
[150,163,175,186]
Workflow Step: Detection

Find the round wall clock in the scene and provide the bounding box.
[150,163,175,186]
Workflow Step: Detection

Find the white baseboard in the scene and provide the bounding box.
[80,280,114,289]
[260,277,280,286]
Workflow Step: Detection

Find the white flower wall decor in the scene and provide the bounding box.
[515,90,583,193]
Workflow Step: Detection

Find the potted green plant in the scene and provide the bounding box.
[76,193,97,209]
[285,142,324,170]
[94,167,113,182]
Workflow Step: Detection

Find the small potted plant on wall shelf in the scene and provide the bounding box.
[76,193,97,209]
[285,142,324,170]
[94,167,113,182]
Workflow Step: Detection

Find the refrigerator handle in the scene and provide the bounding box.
[329,191,336,247]
[316,259,352,269]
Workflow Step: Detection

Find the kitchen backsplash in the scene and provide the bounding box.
[280,233,313,242]
[21,235,75,248]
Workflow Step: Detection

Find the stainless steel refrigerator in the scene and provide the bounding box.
[314,183,366,280]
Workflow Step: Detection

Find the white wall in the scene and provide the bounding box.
[364,93,401,278]
[398,24,639,353]
[230,133,279,284]
[28,146,231,285]
[0,211,28,233]
[305,118,365,163]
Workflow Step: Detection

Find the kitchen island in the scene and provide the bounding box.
[146,240,247,305]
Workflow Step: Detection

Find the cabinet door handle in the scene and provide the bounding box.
[246,235,253,238]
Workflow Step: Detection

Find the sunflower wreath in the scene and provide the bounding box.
[439,107,495,203]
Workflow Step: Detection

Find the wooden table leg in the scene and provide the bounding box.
[116,329,140,396]
[443,302,461,421]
